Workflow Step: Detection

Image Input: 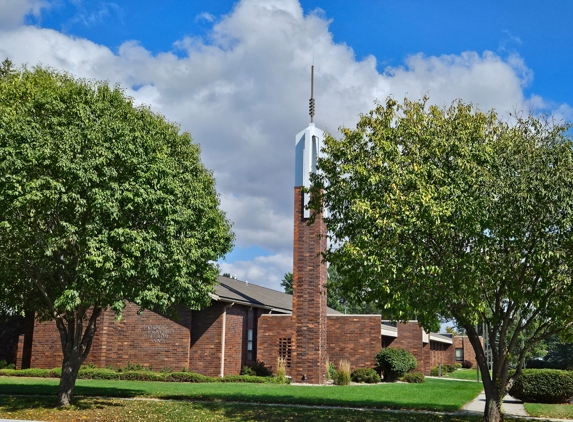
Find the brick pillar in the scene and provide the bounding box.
[291,187,327,384]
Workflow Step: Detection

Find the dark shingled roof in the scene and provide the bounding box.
[214,275,342,315]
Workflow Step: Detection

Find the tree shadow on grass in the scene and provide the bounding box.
[159,391,464,413]
[189,402,488,422]
[0,382,145,400]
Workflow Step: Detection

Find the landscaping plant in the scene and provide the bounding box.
[509,369,573,404]
[350,367,379,384]
[403,371,425,383]
[333,359,351,385]
[376,347,417,382]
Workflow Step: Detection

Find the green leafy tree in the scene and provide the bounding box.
[281,272,293,294]
[310,97,573,422]
[0,64,234,406]
[326,265,381,314]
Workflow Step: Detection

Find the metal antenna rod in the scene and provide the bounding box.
[309,65,315,123]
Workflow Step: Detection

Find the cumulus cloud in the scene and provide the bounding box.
[0,0,568,289]
[219,253,292,291]
[0,0,48,29]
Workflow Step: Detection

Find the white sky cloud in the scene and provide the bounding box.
[0,0,569,290]
[0,0,48,29]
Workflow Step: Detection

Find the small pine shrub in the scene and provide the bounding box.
[443,364,456,373]
[0,360,7,369]
[455,363,462,369]
[462,360,473,369]
[351,367,379,384]
[334,359,351,385]
[430,364,455,376]
[243,360,272,377]
[509,369,573,404]
[241,365,256,376]
[5,364,14,370]
[403,371,425,383]
[326,360,336,381]
[376,347,417,382]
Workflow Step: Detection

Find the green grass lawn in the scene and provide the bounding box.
[524,403,573,419]
[444,369,481,381]
[0,376,484,412]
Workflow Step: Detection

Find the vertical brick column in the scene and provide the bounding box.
[291,187,327,384]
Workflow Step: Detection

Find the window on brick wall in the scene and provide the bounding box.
[247,328,254,361]
[455,348,464,361]
[278,338,292,368]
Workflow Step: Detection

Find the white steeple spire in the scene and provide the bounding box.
[295,66,324,218]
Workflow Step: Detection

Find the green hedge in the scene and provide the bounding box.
[350,368,379,384]
[376,347,417,382]
[0,368,280,384]
[509,369,573,404]
[402,371,425,383]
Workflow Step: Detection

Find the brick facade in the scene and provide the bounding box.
[454,335,483,368]
[257,314,381,376]
[387,321,456,375]
[291,187,327,383]
[257,315,293,374]
[327,315,381,370]
[18,301,252,376]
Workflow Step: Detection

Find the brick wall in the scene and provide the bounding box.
[454,335,483,368]
[223,305,247,376]
[257,314,293,375]
[429,341,455,369]
[291,187,327,384]
[327,315,381,371]
[28,303,192,371]
[392,322,425,373]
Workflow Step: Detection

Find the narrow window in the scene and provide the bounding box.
[247,328,253,361]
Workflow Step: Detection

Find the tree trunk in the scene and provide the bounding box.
[484,385,504,422]
[55,307,102,407]
[57,354,82,407]
[462,324,505,422]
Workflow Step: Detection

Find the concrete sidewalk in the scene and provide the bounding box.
[462,391,528,417]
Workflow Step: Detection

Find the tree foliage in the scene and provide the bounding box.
[310,97,573,421]
[0,63,234,405]
[280,272,293,295]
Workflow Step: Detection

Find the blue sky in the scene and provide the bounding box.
[3,0,572,289]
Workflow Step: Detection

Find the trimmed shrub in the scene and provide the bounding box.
[443,364,456,373]
[351,367,379,384]
[242,360,272,377]
[430,364,454,376]
[509,369,573,404]
[403,371,425,383]
[333,359,351,386]
[325,359,336,381]
[376,347,417,382]
[241,366,256,376]
[220,375,267,383]
[455,363,462,369]
[0,360,7,370]
[462,360,473,369]
[168,372,213,383]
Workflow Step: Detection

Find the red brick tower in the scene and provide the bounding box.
[291,66,327,384]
